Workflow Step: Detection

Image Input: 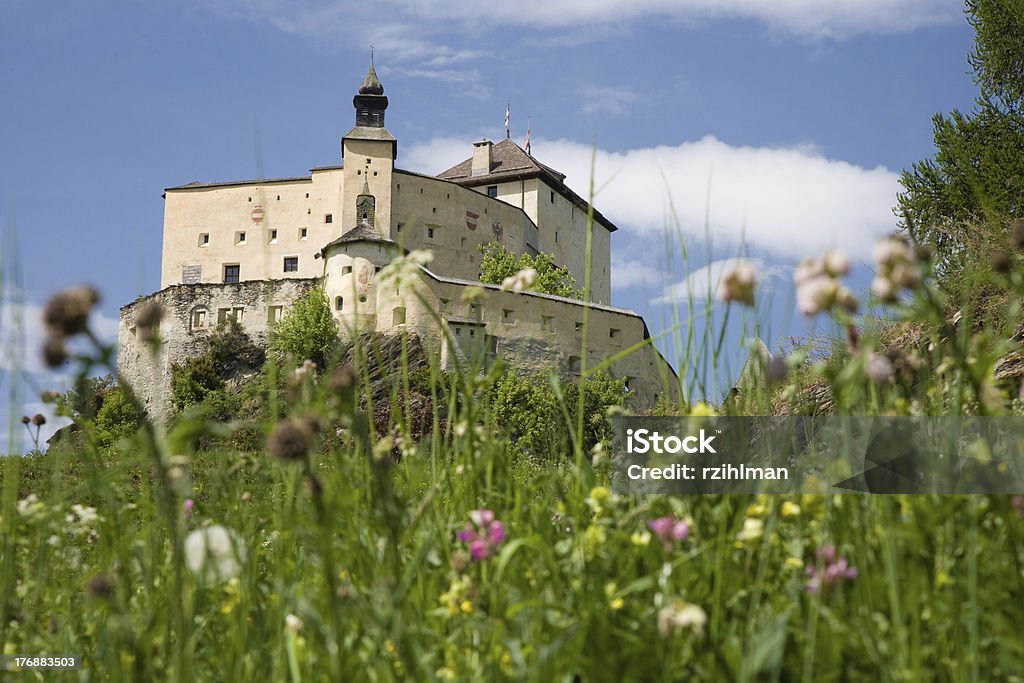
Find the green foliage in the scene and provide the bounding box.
[170,354,222,410]
[478,242,583,298]
[93,386,144,449]
[170,320,265,411]
[270,286,338,367]
[898,0,1024,283]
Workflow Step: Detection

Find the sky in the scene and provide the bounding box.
[0,0,980,450]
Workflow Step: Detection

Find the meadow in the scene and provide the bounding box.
[2,225,1024,682]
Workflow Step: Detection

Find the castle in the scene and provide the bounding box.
[118,63,678,423]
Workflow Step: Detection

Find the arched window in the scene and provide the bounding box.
[335,296,344,311]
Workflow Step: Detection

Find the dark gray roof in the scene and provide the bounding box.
[359,63,384,95]
[437,139,618,233]
[319,224,398,253]
[165,175,312,191]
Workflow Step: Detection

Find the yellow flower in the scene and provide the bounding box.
[735,518,764,543]
[385,640,396,655]
[460,600,474,614]
[610,597,625,610]
[689,402,717,417]
[500,652,512,672]
[936,571,953,588]
[746,503,767,517]
[780,501,801,518]
[785,557,804,570]
[631,531,651,547]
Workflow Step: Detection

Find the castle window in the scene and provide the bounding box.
[610,328,621,341]
[550,191,555,204]
[276,195,280,201]
[373,171,378,177]
[392,307,406,326]
[624,376,635,392]
[305,193,309,199]
[198,233,210,247]
[487,186,497,198]
[190,308,208,330]
[268,306,284,324]
[217,308,231,323]
[299,228,308,240]
[269,229,278,243]
[233,307,244,323]
[235,231,246,245]
[427,227,435,239]
[555,231,559,243]
[341,265,353,275]
[542,315,554,332]
[568,356,582,375]
[502,309,514,323]
[335,296,344,311]
[397,223,403,233]
[325,214,333,224]
[223,265,240,284]
[460,237,467,248]
[283,257,298,273]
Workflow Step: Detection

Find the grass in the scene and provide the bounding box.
[2,217,1024,680]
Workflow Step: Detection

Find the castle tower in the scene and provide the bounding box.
[340,61,395,235]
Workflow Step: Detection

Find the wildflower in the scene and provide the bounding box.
[780,501,801,518]
[183,498,194,520]
[736,517,764,542]
[285,614,303,632]
[184,525,246,583]
[806,544,858,593]
[794,251,858,316]
[715,260,757,306]
[630,531,651,547]
[605,582,624,610]
[658,599,707,638]
[31,414,46,427]
[293,359,317,382]
[500,267,538,292]
[20,416,29,425]
[43,286,100,337]
[648,514,689,550]
[266,419,312,462]
[86,574,115,601]
[1012,495,1023,518]
[766,354,789,382]
[585,486,616,516]
[785,557,804,570]
[16,494,44,518]
[872,236,921,302]
[134,300,163,343]
[865,352,894,383]
[457,509,505,560]
[41,336,68,368]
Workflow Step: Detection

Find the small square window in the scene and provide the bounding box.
[269,229,278,243]
[300,227,308,240]
[223,265,240,284]
[397,223,403,233]
[236,231,246,245]
[542,315,554,332]
[575,321,583,333]
[283,257,298,273]
[487,186,497,198]
[502,309,514,322]
[233,307,244,323]
[198,233,210,247]
[427,227,435,239]
[341,265,353,275]
[325,214,333,224]
[268,306,284,324]
[610,328,621,340]
[218,308,231,323]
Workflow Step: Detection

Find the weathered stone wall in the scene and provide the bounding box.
[118,278,320,425]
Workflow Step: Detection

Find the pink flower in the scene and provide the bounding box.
[183,498,194,520]
[648,514,689,550]
[806,545,857,593]
[458,509,506,561]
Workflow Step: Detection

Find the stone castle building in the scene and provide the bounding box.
[119,63,678,422]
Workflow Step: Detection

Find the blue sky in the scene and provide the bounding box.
[0,0,979,448]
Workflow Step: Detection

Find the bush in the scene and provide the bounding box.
[478,242,583,298]
[93,386,144,449]
[270,287,338,368]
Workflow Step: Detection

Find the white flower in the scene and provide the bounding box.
[871,275,895,301]
[822,249,851,277]
[70,504,99,526]
[872,236,921,300]
[658,600,707,637]
[736,517,764,542]
[794,257,825,286]
[796,275,836,316]
[865,352,895,383]
[16,494,44,518]
[285,614,303,632]
[184,525,246,583]
[500,267,538,292]
[715,260,757,306]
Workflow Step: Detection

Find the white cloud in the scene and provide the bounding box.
[651,257,788,304]
[578,85,640,118]
[200,0,958,45]
[402,134,902,260]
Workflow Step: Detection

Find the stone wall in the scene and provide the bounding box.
[118,278,320,425]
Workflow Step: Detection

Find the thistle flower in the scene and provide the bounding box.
[865,352,895,383]
[794,251,857,316]
[457,508,506,560]
[872,236,922,302]
[86,574,115,601]
[42,336,68,368]
[266,419,312,461]
[20,416,30,425]
[31,414,46,427]
[184,525,245,583]
[648,514,689,550]
[43,286,100,337]
[500,267,538,292]
[716,260,757,307]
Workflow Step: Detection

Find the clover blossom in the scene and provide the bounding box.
[648,514,689,550]
[805,544,858,593]
[457,508,505,560]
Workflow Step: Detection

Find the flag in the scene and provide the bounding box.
[525,121,531,155]
[505,101,510,139]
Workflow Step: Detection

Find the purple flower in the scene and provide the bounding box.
[648,514,689,550]
[806,545,857,593]
[458,509,505,561]
[183,498,194,520]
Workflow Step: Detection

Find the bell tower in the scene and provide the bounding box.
[341,59,396,235]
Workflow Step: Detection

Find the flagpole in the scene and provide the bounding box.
[505,100,510,139]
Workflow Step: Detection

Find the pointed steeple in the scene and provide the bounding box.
[352,58,389,128]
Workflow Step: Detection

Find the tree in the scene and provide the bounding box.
[270,287,338,367]
[478,242,583,299]
[897,1,1024,280]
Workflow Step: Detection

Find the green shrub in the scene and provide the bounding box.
[478,242,583,298]
[270,287,338,368]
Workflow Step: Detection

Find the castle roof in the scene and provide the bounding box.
[318,224,398,255]
[437,139,618,233]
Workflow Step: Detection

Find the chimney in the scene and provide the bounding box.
[471,138,493,177]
